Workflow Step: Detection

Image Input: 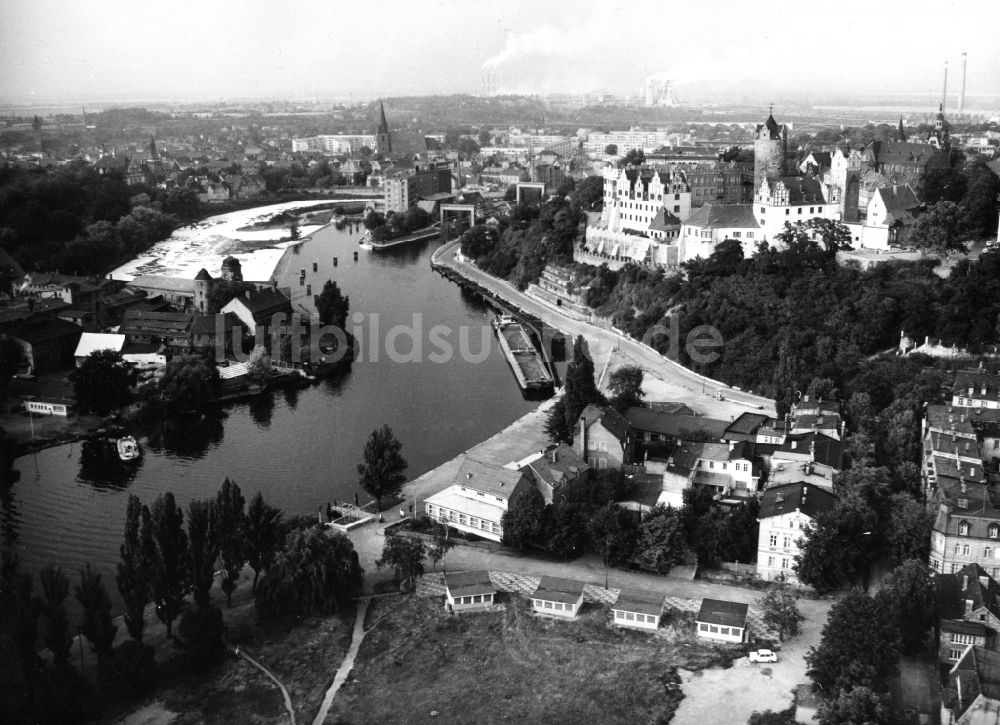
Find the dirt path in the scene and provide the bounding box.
[310,598,371,725]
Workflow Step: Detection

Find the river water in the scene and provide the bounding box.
[3,208,545,604]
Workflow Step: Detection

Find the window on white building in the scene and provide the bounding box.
[959,521,970,535]
[769,534,777,547]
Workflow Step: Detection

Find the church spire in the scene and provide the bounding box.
[897,116,907,142]
[376,99,391,155]
[149,135,158,159]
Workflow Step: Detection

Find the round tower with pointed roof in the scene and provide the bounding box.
[753,107,788,193]
[193,268,213,314]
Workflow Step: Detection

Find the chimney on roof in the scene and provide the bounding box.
[981,575,989,588]
[550,450,558,464]
[245,289,252,300]
[466,472,472,479]
[963,574,969,591]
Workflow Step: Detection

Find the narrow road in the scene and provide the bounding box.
[434,241,774,413]
[310,597,371,725]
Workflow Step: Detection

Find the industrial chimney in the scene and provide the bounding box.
[959,51,967,113]
[942,60,948,111]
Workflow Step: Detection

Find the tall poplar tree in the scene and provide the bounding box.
[150,492,189,639]
[215,479,246,608]
[187,499,219,607]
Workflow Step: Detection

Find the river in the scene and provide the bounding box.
[3,205,546,606]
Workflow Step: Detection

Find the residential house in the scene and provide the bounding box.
[757,482,838,584]
[848,183,922,250]
[74,332,125,366]
[940,646,1000,725]
[723,413,771,443]
[789,398,842,440]
[953,370,1000,410]
[679,203,761,263]
[4,318,83,373]
[752,175,841,243]
[935,564,1000,665]
[443,571,496,612]
[219,287,294,336]
[768,432,844,491]
[695,598,748,643]
[662,439,760,500]
[119,310,195,353]
[625,406,729,447]
[531,576,585,619]
[611,590,663,630]
[518,444,589,504]
[573,404,633,469]
[423,457,531,542]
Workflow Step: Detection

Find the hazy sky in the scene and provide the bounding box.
[1,0,998,106]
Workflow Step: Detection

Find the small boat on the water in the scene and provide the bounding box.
[116,436,141,462]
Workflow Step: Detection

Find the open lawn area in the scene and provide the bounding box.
[118,606,352,725]
[325,594,742,725]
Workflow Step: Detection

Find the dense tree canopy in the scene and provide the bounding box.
[357,424,408,511]
[256,528,363,618]
[71,349,137,415]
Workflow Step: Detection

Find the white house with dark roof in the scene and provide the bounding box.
[423,457,530,542]
[573,404,633,469]
[443,571,496,612]
[611,589,664,630]
[953,370,1000,410]
[753,175,841,241]
[853,183,922,250]
[695,598,749,643]
[662,439,759,500]
[531,576,585,619]
[757,482,838,584]
[679,203,760,262]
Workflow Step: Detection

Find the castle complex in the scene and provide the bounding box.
[580,107,950,268]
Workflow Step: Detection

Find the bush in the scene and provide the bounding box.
[178,604,225,669]
[101,640,156,699]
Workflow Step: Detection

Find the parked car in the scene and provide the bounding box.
[749,649,777,663]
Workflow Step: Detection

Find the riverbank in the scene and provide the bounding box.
[432,239,775,418]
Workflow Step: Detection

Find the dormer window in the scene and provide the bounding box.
[989,524,999,540]
[959,520,970,536]
[958,499,969,510]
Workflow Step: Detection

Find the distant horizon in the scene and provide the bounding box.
[2,0,998,112]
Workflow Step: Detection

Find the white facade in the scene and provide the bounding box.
[696,620,746,643]
[752,177,840,242]
[424,486,506,542]
[756,509,811,583]
[531,594,583,618]
[25,399,71,416]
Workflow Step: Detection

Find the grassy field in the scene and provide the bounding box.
[325,594,741,725]
[129,605,353,725]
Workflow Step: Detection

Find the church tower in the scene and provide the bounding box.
[375,100,391,157]
[896,116,907,142]
[930,104,951,150]
[753,107,788,193]
[220,255,243,282]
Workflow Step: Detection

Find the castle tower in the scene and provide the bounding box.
[220,255,243,282]
[193,268,213,314]
[375,100,391,156]
[753,107,788,193]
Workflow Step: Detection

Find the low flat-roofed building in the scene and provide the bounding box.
[611,589,664,630]
[443,571,496,612]
[695,598,749,643]
[531,576,585,619]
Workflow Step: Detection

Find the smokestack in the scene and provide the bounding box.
[942,60,948,111]
[959,51,967,113]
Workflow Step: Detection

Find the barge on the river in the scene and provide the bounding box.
[492,314,553,391]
